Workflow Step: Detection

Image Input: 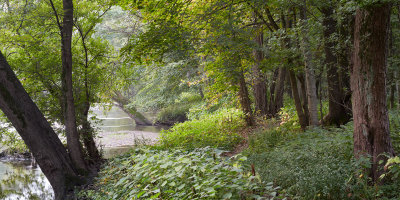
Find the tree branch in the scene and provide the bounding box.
[49,0,63,30]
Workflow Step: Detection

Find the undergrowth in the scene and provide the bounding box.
[78,148,281,200]
[159,108,245,150]
[156,92,202,125]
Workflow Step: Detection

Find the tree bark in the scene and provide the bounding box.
[321,5,351,126]
[268,69,279,116]
[0,51,81,200]
[299,4,319,126]
[297,72,310,125]
[351,3,395,182]
[58,0,87,171]
[252,23,268,116]
[80,100,102,164]
[337,12,354,118]
[289,70,307,130]
[271,67,286,116]
[238,71,254,126]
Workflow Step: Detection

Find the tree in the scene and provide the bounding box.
[299,1,319,126]
[321,3,351,126]
[0,51,81,200]
[351,2,395,182]
[50,0,87,171]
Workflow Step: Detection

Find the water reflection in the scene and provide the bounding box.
[0,105,165,199]
[0,161,53,199]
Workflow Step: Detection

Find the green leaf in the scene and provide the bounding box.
[222,192,232,199]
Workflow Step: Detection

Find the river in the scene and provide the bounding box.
[0,106,164,199]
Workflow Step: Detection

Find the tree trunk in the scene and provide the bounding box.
[271,67,286,116]
[80,100,102,164]
[252,23,268,116]
[297,72,310,125]
[337,12,354,118]
[321,5,351,126]
[268,69,279,116]
[351,3,395,182]
[299,4,319,126]
[289,70,307,130]
[238,71,254,126]
[60,0,87,172]
[0,51,81,200]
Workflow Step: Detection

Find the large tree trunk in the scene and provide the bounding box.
[299,4,319,126]
[351,3,395,182]
[60,0,87,171]
[321,5,351,126]
[252,24,268,116]
[0,51,81,200]
[238,71,254,126]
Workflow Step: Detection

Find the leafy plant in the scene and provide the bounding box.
[78,147,280,200]
[246,125,356,199]
[159,108,245,150]
[156,92,203,125]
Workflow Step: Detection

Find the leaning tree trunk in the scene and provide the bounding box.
[238,71,254,126]
[252,23,268,116]
[351,3,395,183]
[112,91,152,126]
[299,4,319,126]
[321,5,350,126]
[59,0,87,171]
[0,51,81,200]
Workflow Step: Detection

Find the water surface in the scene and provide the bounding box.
[0,105,163,199]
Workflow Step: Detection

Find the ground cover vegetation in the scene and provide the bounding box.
[0,0,400,199]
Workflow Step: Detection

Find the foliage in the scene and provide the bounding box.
[246,124,357,199]
[0,125,28,154]
[78,147,280,200]
[277,99,301,131]
[389,109,400,153]
[159,108,245,150]
[377,156,400,199]
[156,92,202,125]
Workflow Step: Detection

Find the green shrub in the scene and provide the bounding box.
[277,99,301,131]
[79,148,280,200]
[187,95,237,120]
[0,128,28,154]
[246,125,356,199]
[159,108,245,150]
[247,128,299,154]
[378,156,400,199]
[389,109,400,153]
[156,92,202,125]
